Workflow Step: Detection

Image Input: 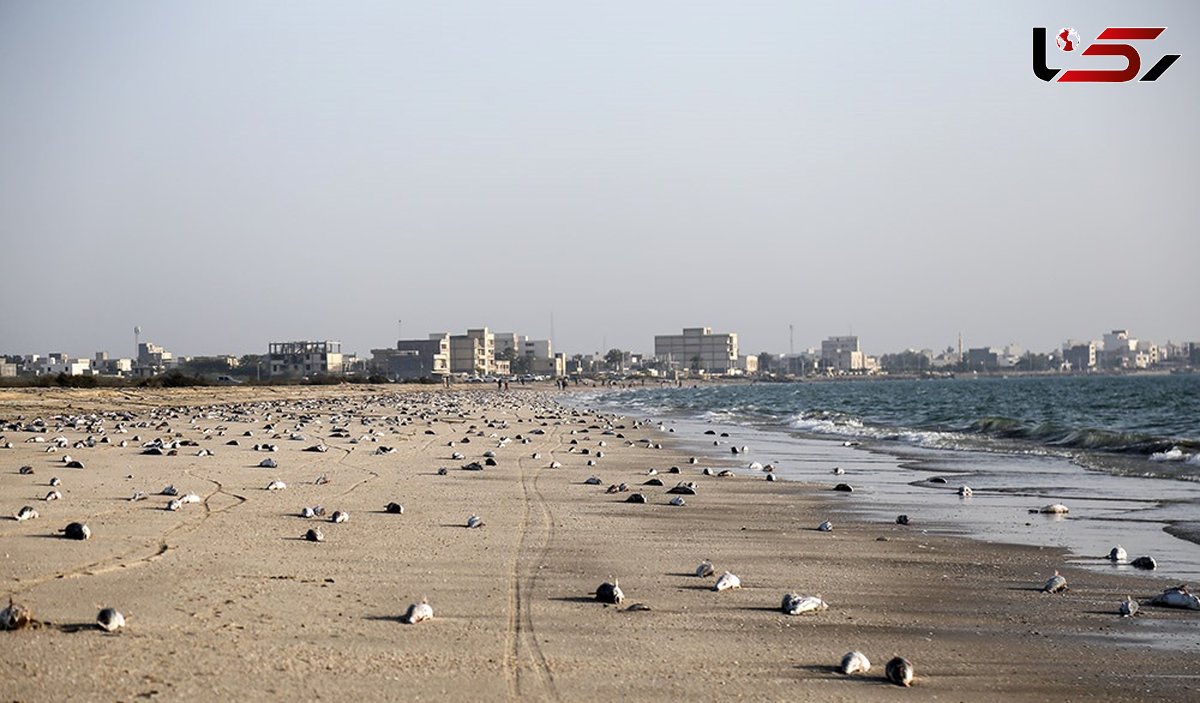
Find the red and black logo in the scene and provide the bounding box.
[1033,27,1180,82]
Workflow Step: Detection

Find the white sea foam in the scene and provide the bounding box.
[1150,447,1188,462]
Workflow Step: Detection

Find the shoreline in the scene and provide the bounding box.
[2,386,1198,701]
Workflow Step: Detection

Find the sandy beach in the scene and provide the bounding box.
[1,385,1198,702]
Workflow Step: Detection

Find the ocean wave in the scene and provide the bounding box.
[1151,447,1191,462]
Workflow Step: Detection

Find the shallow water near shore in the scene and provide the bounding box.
[579,379,1200,583]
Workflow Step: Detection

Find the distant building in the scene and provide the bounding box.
[1,360,18,377]
[1062,342,1097,371]
[137,342,174,371]
[736,355,759,374]
[268,341,344,377]
[447,328,495,375]
[38,352,92,376]
[654,327,739,374]
[820,336,865,373]
[372,334,450,380]
[93,352,133,376]
[966,347,1000,370]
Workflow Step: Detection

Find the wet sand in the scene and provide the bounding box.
[1,385,1198,701]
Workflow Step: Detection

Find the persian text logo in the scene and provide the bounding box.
[1033,27,1181,82]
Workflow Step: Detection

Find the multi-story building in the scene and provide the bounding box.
[268,341,344,377]
[447,328,495,375]
[1062,341,1097,371]
[966,347,1000,371]
[371,334,450,380]
[821,336,865,373]
[654,327,739,374]
[137,342,174,371]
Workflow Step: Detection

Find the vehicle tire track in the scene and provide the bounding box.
[504,430,563,702]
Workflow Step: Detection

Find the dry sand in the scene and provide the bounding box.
[1,385,1198,701]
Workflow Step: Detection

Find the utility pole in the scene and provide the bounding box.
[789,324,794,355]
[398,319,402,343]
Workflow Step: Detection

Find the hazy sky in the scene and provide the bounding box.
[2,1,1196,359]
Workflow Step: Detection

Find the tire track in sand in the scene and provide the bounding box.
[503,427,562,702]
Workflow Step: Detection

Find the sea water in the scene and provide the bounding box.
[578,374,1200,581]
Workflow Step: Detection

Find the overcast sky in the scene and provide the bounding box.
[1,1,1196,359]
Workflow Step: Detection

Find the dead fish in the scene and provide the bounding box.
[1,598,34,630]
[305,527,324,542]
[713,571,741,592]
[885,657,914,687]
[781,592,827,615]
[1119,596,1139,617]
[401,597,433,624]
[63,522,91,540]
[596,580,624,605]
[96,608,125,632]
[839,651,871,675]
[1150,585,1200,610]
[385,502,404,514]
[14,506,38,522]
[1131,556,1157,570]
[695,560,715,578]
[1042,570,1068,594]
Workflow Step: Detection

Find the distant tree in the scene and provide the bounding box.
[689,354,702,372]
[604,348,624,370]
[757,352,774,373]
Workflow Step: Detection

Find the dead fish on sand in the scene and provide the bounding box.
[97,608,125,632]
[1042,570,1068,594]
[781,592,827,615]
[839,651,871,675]
[713,571,741,592]
[596,580,624,605]
[1150,585,1200,610]
[885,657,914,687]
[1,598,34,630]
[401,598,433,624]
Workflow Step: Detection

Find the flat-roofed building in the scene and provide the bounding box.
[448,328,495,375]
[269,341,343,377]
[371,334,450,380]
[654,327,739,374]
[821,335,865,373]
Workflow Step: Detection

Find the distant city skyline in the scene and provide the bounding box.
[2,2,1197,358]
